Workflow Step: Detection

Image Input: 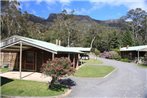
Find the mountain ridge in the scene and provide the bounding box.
[27,13,121,28]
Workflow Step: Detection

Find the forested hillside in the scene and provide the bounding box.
[1,1,147,52]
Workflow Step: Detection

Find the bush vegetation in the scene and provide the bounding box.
[120,58,130,62]
[94,48,100,56]
[2,1,147,52]
[99,51,121,60]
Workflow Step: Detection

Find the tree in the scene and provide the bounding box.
[108,31,121,49]
[121,31,134,46]
[141,15,147,44]
[41,57,75,89]
[1,0,29,39]
[122,8,147,45]
[92,25,121,52]
[47,9,76,46]
[1,0,125,51]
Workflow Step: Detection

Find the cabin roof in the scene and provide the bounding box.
[0,35,83,54]
[120,45,147,51]
[67,47,91,52]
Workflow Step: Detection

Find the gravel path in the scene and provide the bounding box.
[66,57,147,98]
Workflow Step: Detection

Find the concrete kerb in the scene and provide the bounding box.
[103,67,118,79]
[1,89,72,98]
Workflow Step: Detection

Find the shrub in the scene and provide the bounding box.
[41,57,75,89]
[120,58,129,62]
[112,48,120,54]
[109,51,121,60]
[99,51,111,58]
[94,48,100,56]
[99,51,121,60]
[91,48,95,53]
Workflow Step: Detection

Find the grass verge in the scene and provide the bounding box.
[74,65,114,77]
[138,64,147,68]
[80,59,103,65]
[1,77,67,96]
[0,68,9,73]
[76,59,114,77]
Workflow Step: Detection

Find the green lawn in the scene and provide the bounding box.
[74,65,114,77]
[0,68,9,73]
[1,77,67,96]
[138,64,147,68]
[80,59,103,65]
[75,59,114,77]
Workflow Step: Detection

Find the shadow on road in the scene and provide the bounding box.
[58,78,76,89]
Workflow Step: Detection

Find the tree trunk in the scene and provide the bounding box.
[49,76,57,89]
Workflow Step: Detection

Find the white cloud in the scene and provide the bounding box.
[64,0,147,12]
[89,0,147,11]
[54,0,147,15]
[65,2,104,15]
[19,0,147,16]
[19,0,72,4]
[59,0,71,3]
[72,0,147,16]
[19,0,147,11]
[62,8,72,12]
[75,8,88,15]
[30,9,36,14]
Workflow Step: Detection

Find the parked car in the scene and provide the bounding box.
[80,54,89,60]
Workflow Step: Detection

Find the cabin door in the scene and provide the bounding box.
[25,52,36,71]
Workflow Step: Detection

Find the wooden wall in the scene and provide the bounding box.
[0,52,18,70]
[1,47,79,72]
[120,51,146,60]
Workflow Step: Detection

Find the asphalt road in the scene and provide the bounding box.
[66,57,147,98]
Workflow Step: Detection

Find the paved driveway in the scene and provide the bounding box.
[66,58,147,98]
[0,71,52,82]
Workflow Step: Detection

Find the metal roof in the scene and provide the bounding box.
[0,35,82,54]
[66,47,91,52]
[120,45,147,51]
